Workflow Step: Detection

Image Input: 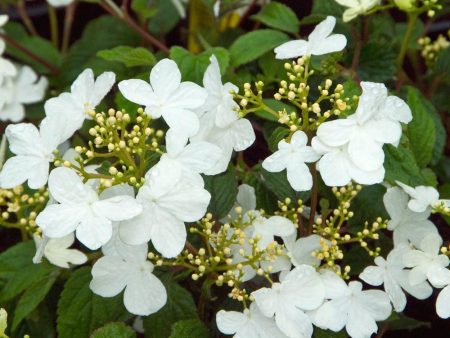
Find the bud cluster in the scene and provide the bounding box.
[419,31,450,67]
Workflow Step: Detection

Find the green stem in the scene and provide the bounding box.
[17,1,38,36]
[48,5,59,48]
[396,13,418,72]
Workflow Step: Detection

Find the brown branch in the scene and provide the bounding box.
[100,1,169,53]
[62,2,78,54]
[0,32,59,75]
[17,0,38,36]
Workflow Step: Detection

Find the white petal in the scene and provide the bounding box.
[119,208,153,245]
[348,133,384,171]
[262,149,289,172]
[252,287,276,318]
[150,209,187,258]
[310,34,347,55]
[71,69,94,104]
[163,108,200,138]
[92,195,142,221]
[359,265,384,286]
[436,285,450,319]
[90,71,116,107]
[118,79,156,109]
[124,269,167,315]
[90,256,128,297]
[36,204,86,238]
[286,162,313,191]
[308,16,336,41]
[5,123,42,155]
[48,167,96,204]
[316,119,355,147]
[0,156,45,189]
[76,214,112,250]
[382,96,412,124]
[216,310,246,335]
[175,141,223,174]
[169,82,207,110]
[346,304,379,338]
[150,59,181,99]
[274,40,310,59]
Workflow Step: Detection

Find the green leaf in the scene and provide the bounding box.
[57,267,131,338]
[90,322,136,338]
[435,47,450,78]
[4,22,62,74]
[265,126,289,152]
[229,29,289,67]
[148,0,182,34]
[97,46,156,67]
[260,168,309,202]
[143,280,198,338]
[384,144,430,186]
[203,168,238,219]
[251,2,299,33]
[358,42,396,82]
[12,270,59,330]
[59,16,141,87]
[384,312,430,331]
[0,241,58,303]
[258,51,286,82]
[170,46,230,84]
[314,328,347,337]
[312,0,344,16]
[406,86,437,168]
[169,319,210,338]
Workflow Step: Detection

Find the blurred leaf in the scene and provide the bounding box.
[435,47,450,80]
[4,22,62,75]
[97,46,156,67]
[384,312,430,330]
[204,168,238,219]
[170,46,230,83]
[258,51,286,82]
[358,42,396,82]
[169,319,210,338]
[347,184,388,228]
[311,0,344,16]
[260,167,309,202]
[406,86,437,168]
[131,0,158,19]
[91,322,136,338]
[59,16,141,87]
[143,280,198,338]
[148,0,182,35]
[229,29,289,67]
[57,267,131,338]
[251,2,299,33]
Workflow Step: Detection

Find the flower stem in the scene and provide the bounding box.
[17,0,38,36]
[48,5,59,49]
[0,32,59,75]
[62,2,77,54]
[396,13,418,72]
[308,163,318,234]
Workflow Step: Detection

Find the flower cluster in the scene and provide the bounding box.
[419,31,450,67]
[0,15,47,122]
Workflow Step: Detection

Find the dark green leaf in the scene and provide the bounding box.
[384,312,430,331]
[57,267,131,338]
[143,280,198,338]
[265,126,289,152]
[148,0,182,34]
[435,47,450,78]
[312,0,344,16]
[260,168,309,202]
[229,29,289,67]
[406,86,437,167]
[314,327,347,337]
[251,2,299,33]
[59,16,141,87]
[4,22,62,74]
[358,43,396,82]
[97,46,156,67]
[169,319,210,338]
[90,322,136,338]
[170,46,230,84]
[204,168,238,219]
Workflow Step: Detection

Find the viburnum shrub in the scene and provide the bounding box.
[0,1,449,337]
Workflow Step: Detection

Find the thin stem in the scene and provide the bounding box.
[100,0,170,53]
[17,0,38,36]
[62,2,77,53]
[0,32,59,75]
[48,5,59,48]
[308,163,318,234]
[396,13,418,72]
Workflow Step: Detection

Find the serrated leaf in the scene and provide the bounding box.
[143,280,198,338]
[59,16,141,87]
[97,46,156,67]
[4,22,62,74]
[57,267,131,338]
[203,168,238,219]
[406,86,437,168]
[169,319,210,338]
[90,322,136,338]
[384,144,429,186]
[358,42,396,82]
[229,29,289,67]
[170,46,230,84]
[251,2,299,33]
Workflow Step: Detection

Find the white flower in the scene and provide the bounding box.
[252,265,325,338]
[403,233,449,287]
[33,233,87,268]
[119,59,207,150]
[0,65,48,122]
[282,234,324,267]
[251,215,296,250]
[262,131,320,192]
[312,137,384,186]
[360,244,432,312]
[383,187,438,247]
[47,0,75,6]
[45,69,115,140]
[274,16,347,59]
[119,160,210,258]
[316,82,411,172]
[396,181,449,213]
[0,16,17,87]
[434,269,450,319]
[0,117,65,189]
[191,109,255,175]
[202,55,239,128]
[158,135,222,185]
[90,242,167,316]
[312,280,391,338]
[35,167,142,250]
[216,302,288,338]
[335,0,381,22]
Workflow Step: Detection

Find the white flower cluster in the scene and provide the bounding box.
[0,54,254,316]
[0,15,48,122]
